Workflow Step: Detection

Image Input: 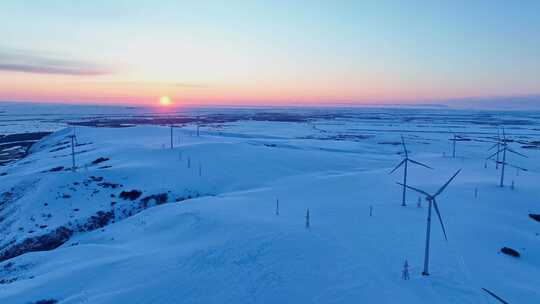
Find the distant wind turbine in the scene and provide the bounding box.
[390,136,433,206]
[398,169,461,276]
[448,130,467,158]
[486,127,502,169]
[487,128,527,187]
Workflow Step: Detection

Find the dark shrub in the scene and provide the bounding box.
[89,176,104,182]
[98,182,120,189]
[91,157,109,165]
[501,247,520,257]
[34,299,58,304]
[529,213,540,223]
[81,211,114,231]
[119,190,142,200]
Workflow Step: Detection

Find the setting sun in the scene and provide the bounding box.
[159,96,172,106]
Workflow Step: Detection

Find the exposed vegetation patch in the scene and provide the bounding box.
[46,166,64,173]
[0,227,73,263]
[119,190,142,201]
[78,211,115,231]
[98,182,122,189]
[32,299,58,304]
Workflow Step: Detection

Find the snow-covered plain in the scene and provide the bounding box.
[0,105,539,303]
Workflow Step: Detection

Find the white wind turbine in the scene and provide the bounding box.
[398,169,461,276]
[390,136,433,206]
[487,128,527,187]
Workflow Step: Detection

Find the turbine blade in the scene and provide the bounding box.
[481,288,510,304]
[487,149,504,160]
[506,148,527,158]
[433,169,461,197]
[389,159,406,174]
[433,200,448,241]
[408,159,433,170]
[507,163,528,171]
[487,143,499,151]
[396,182,431,197]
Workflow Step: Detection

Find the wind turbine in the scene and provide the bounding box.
[449,131,467,158]
[398,169,461,276]
[450,133,457,158]
[390,136,433,206]
[487,128,527,187]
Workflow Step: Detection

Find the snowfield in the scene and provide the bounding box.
[0,109,539,303]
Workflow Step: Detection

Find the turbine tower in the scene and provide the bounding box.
[390,136,433,206]
[398,169,461,276]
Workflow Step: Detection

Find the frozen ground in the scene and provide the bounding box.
[0,104,539,303]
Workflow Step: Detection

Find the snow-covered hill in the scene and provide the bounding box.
[0,117,539,303]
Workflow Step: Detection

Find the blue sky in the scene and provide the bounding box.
[0,0,539,107]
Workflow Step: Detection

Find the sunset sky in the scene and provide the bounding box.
[0,1,539,107]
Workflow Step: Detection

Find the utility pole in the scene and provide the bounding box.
[170,125,173,149]
[275,198,279,215]
[70,135,76,171]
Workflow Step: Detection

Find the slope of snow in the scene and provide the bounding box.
[0,117,539,303]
